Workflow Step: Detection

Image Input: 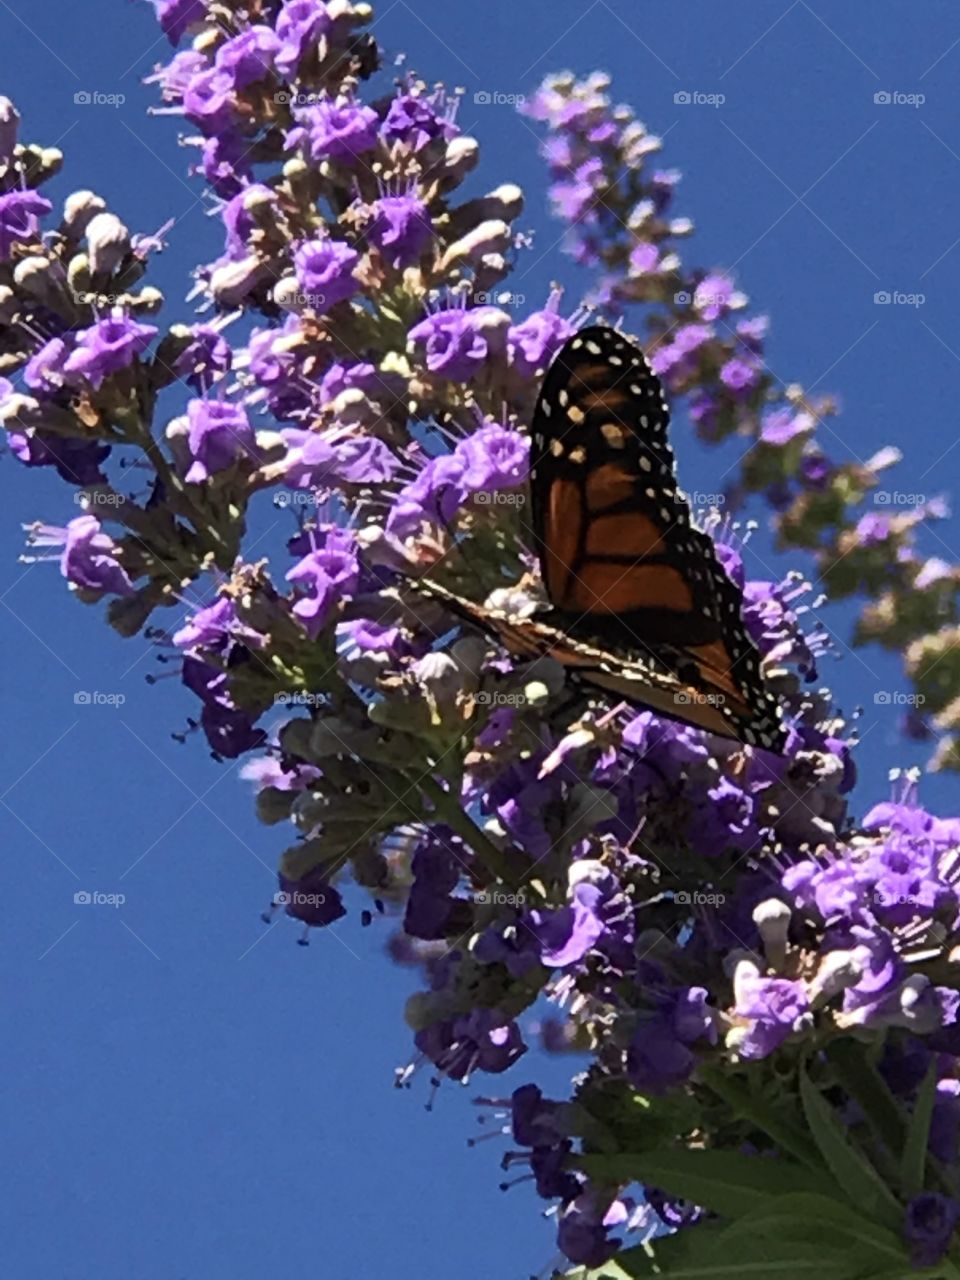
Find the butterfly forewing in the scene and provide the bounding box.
[408,323,787,752]
[530,326,723,649]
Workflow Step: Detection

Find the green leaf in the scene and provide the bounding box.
[697,1067,822,1171]
[721,1191,908,1267]
[578,1148,830,1220]
[825,1037,906,1162]
[799,1067,902,1223]
[901,1061,938,1198]
[581,1221,877,1279]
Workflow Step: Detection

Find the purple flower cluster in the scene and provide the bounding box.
[3,6,959,1275]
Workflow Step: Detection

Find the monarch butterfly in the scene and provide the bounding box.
[412,325,786,752]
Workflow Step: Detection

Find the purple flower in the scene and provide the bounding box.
[761,407,812,446]
[733,965,809,1058]
[277,428,399,488]
[292,237,360,310]
[221,183,276,258]
[275,0,332,78]
[286,528,359,638]
[408,309,488,381]
[173,324,232,393]
[288,97,379,163]
[507,300,575,379]
[381,91,458,150]
[904,1193,960,1268]
[0,189,51,259]
[24,337,69,395]
[855,512,891,546]
[414,1009,525,1080]
[200,133,253,197]
[184,398,256,482]
[61,516,133,596]
[719,356,760,397]
[215,26,280,88]
[182,66,236,135]
[694,273,739,321]
[556,1193,625,1268]
[7,431,109,485]
[276,865,346,934]
[367,194,432,267]
[459,424,529,492]
[153,0,206,44]
[62,310,157,389]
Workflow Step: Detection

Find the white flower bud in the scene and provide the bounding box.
[272,274,303,312]
[441,219,512,272]
[209,256,267,306]
[0,96,20,158]
[63,190,107,235]
[752,898,792,969]
[85,211,130,275]
[443,136,479,184]
[13,255,65,308]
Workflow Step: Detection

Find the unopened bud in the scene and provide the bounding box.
[442,136,479,186]
[63,189,107,236]
[440,219,512,272]
[209,255,267,306]
[752,898,791,969]
[86,211,130,275]
[0,96,20,161]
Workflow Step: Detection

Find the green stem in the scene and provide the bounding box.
[698,1066,823,1173]
[408,769,529,891]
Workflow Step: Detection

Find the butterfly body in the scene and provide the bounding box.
[411,325,787,752]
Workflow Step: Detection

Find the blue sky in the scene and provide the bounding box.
[1,2,959,1277]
